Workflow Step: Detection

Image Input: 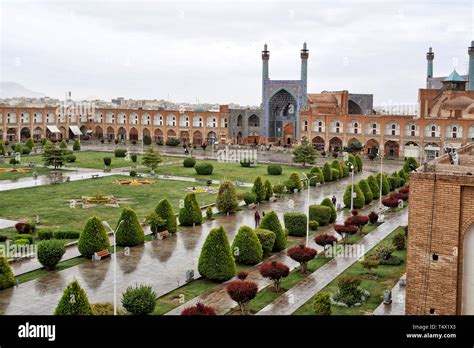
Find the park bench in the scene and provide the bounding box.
[136,173,143,178]
[91,174,100,179]
[92,249,110,261]
[234,180,243,186]
[162,171,172,178]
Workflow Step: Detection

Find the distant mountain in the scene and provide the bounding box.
[0,82,46,98]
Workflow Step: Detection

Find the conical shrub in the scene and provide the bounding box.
[343,183,365,209]
[367,175,380,200]
[259,211,286,252]
[216,180,239,214]
[198,226,235,281]
[320,197,337,223]
[155,199,177,233]
[78,216,110,258]
[358,179,373,204]
[252,177,266,203]
[0,256,15,290]
[179,193,203,226]
[231,226,263,265]
[116,208,145,247]
[54,279,93,315]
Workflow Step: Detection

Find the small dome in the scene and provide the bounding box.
[442,96,474,110]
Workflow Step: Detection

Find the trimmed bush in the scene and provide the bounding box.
[252,176,266,203]
[355,154,363,172]
[78,216,110,258]
[331,168,340,181]
[130,153,138,163]
[259,261,289,292]
[21,146,31,155]
[259,211,286,252]
[15,239,29,245]
[166,137,181,146]
[103,157,112,166]
[283,213,307,237]
[320,198,337,223]
[273,184,285,196]
[243,191,257,205]
[15,222,32,234]
[59,140,68,149]
[343,183,365,209]
[389,175,400,190]
[179,193,203,226]
[382,197,399,208]
[0,256,15,290]
[341,163,349,178]
[358,179,373,204]
[114,148,127,157]
[231,226,263,265]
[183,157,196,168]
[181,302,216,316]
[73,139,81,151]
[347,153,357,172]
[195,162,213,175]
[313,293,331,315]
[267,164,282,175]
[143,135,152,146]
[254,229,276,255]
[285,172,302,192]
[15,234,33,244]
[376,173,391,195]
[226,280,258,315]
[54,280,92,315]
[264,180,273,201]
[309,165,324,185]
[65,154,76,163]
[53,230,80,239]
[322,162,332,182]
[287,244,317,273]
[216,180,239,214]
[155,199,177,233]
[121,284,157,315]
[368,211,379,224]
[206,206,213,220]
[37,240,66,270]
[314,233,337,248]
[393,232,406,250]
[309,220,319,231]
[115,208,145,247]
[309,205,332,226]
[198,226,236,281]
[91,302,124,315]
[367,175,380,200]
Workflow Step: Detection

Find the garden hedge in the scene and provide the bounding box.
[366,175,380,200]
[78,216,111,258]
[309,205,332,226]
[198,226,235,281]
[195,162,214,175]
[309,165,324,185]
[0,256,15,290]
[243,191,257,205]
[254,229,276,255]
[376,173,391,195]
[355,154,363,172]
[114,148,127,158]
[259,211,286,251]
[322,162,332,182]
[115,208,145,247]
[283,213,307,237]
[330,168,340,181]
[231,226,263,265]
[285,172,302,192]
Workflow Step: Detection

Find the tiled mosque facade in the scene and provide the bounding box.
[1,41,474,160]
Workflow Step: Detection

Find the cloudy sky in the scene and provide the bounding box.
[0,0,472,106]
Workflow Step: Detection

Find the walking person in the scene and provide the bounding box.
[331,195,337,206]
[255,211,261,228]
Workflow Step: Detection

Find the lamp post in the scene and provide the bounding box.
[346,162,355,211]
[377,147,384,211]
[103,220,124,316]
[302,173,318,246]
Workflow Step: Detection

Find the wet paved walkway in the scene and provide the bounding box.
[373,273,406,315]
[0,163,402,315]
[0,218,18,229]
[256,210,408,315]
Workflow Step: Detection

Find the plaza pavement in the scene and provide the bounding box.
[0,163,403,315]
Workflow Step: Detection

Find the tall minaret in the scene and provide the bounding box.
[426,47,434,89]
[262,43,270,103]
[468,41,474,91]
[300,42,309,109]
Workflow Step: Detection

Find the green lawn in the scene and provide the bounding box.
[0,164,52,181]
[293,226,407,315]
[346,224,377,244]
[0,175,224,232]
[151,160,315,185]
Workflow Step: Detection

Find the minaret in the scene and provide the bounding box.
[262,43,270,104]
[468,41,474,90]
[426,47,434,89]
[300,42,309,108]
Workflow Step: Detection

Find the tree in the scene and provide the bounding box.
[334,224,358,244]
[0,256,15,290]
[259,261,289,292]
[181,302,216,315]
[115,208,145,247]
[313,293,331,315]
[198,226,235,281]
[179,193,203,226]
[360,259,379,277]
[343,183,365,209]
[375,173,391,195]
[155,198,177,233]
[145,212,166,235]
[43,143,66,169]
[264,180,273,201]
[358,179,373,204]
[366,175,380,200]
[226,280,258,315]
[59,139,68,149]
[216,180,239,214]
[368,211,379,224]
[142,146,162,171]
[382,197,399,208]
[292,141,317,167]
[78,216,110,258]
[252,176,266,203]
[287,244,317,273]
[38,240,66,270]
[73,139,81,151]
[285,172,302,192]
[320,198,337,223]
[322,162,333,182]
[206,206,213,220]
[259,211,286,252]
[121,284,157,315]
[54,279,93,315]
[25,138,35,150]
[314,233,337,248]
[231,226,263,265]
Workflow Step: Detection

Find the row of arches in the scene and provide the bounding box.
[305,120,474,139]
[235,114,260,127]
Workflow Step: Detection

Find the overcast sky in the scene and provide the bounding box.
[0,0,472,106]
